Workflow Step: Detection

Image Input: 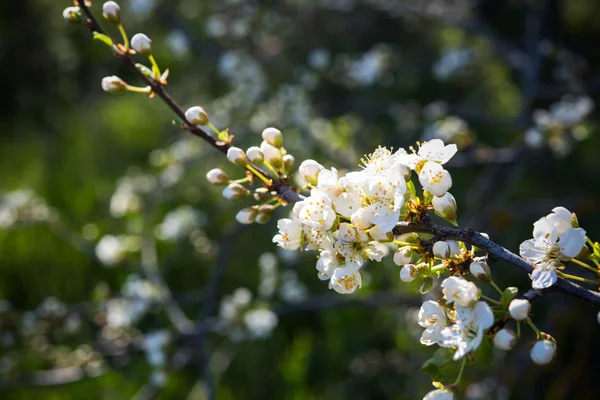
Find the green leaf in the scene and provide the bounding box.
[421,348,458,381]
[93,32,114,47]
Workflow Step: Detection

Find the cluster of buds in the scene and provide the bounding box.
[205,127,293,225]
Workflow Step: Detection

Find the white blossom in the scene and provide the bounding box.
[131,33,152,55]
[432,241,451,259]
[400,264,417,282]
[297,189,336,231]
[272,218,303,250]
[432,192,457,224]
[236,207,257,224]
[185,106,209,125]
[520,212,586,289]
[244,308,278,339]
[101,76,126,93]
[418,300,449,346]
[206,168,229,185]
[441,276,480,308]
[440,301,494,360]
[101,2,120,25]
[335,158,406,233]
[95,235,125,266]
[400,139,457,170]
[260,141,283,168]
[530,339,556,365]
[469,259,491,281]
[261,127,283,148]
[329,265,362,294]
[393,246,413,266]
[493,328,516,350]
[508,299,531,321]
[334,223,385,265]
[419,161,452,197]
[227,147,248,166]
[298,160,324,186]
[423,388,454,400]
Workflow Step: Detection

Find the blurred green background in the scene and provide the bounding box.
[2,0,600,399]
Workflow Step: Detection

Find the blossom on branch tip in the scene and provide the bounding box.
[246,146,264,164]
[469,259,491,281]
[298,160,324,186]
[530,339,556,365]
[261,127,283,148]
[206,168,229,185]
[131,33,152,56]
[102,1,121,25]
[432,192,457,225]
[63,6,82,23]
[260,141,283,168]
[185,106,209,125]
[222,183,250,200]
[236,207,257,224]
[101,76,127,93]
[227,147,248,166]
[520,209,586,289]
[441,276,480,307]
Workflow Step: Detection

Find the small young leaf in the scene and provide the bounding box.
[93,33,114,47]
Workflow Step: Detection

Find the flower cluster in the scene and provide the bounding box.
[205,127,294,225]
[524,95,594,157]
[520,207,586,288]
[272,139,457,294]
[418,276,493,361]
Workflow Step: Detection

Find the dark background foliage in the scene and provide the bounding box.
[1,0,600,399]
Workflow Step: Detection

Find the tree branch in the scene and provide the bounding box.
[393,219,600,306]
[75,1,301,203]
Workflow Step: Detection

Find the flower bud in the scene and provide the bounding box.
[494,328,517,350]
[283,154,295,172]
[260,141,282,168]
[261,127,283,148]
[254,188,271,202]
[399,264,417,282]
[63,6,82,23]
[368,224,391,242]
[206,168,229,185]
[419,277,434,294]
[256,205,274,224]
[222,183,250,200]
[432,192,457,225]
[131,33,152,56]
[102,1,121,25]
[530,339,556,365]
[236,206,258,224]
[227,147,248,166]
[246,146,264,163]
[446,240,460,256]
[101,76,126,93]
[393,246,413,266]
[185,106,209,125]
[508,298,531,321]
[432,241,450,259]
[298,159,323,186]
[469,259,492,281]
